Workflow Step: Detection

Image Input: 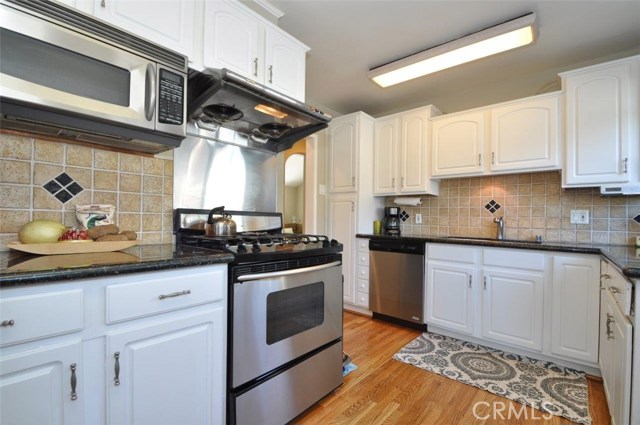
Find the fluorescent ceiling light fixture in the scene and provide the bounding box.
[368,13,537,88]
[255,104,288,119]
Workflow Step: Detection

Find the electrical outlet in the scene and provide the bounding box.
[570,210,589,224]
[415,213,423,224]
[318,184,326,195]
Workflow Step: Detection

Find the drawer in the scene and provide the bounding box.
[484,248,545,271]
[357,238,369,253]
[428,244,478,263]
[356,291,369,308]
[0,289,83,347]
[604,266,633,315]
[106,267,225,324]
[357,265,369,281]
[357,253,369,266]
[357,278,369,294]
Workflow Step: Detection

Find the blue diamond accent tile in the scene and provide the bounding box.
[54,190,73,203]
[55,172,73,186]
[634,214,640,224]
[43,180,62,194]
[67,182,83,195]
[400,210,410,222]
[484,200,501,214]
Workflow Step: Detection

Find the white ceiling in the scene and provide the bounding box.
[269,0,640,117]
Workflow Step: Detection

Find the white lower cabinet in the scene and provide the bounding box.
[355,238,370,309]
[426,244,602,367]
[0,339,84,425]
[0,265,227,425]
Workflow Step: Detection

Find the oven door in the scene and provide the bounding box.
[232,261,343,388]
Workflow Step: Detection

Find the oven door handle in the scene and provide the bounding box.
[236,261,342,282]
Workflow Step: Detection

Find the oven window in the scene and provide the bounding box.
[266,281,324,345]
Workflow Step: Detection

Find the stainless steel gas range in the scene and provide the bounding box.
[174,209,344,425]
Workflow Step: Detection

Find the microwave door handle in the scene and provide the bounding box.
[145,63,157,121]
[236,261,342,282]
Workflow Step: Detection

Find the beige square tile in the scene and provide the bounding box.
[517,196,532,207]
[162,231,175,244]
[94,150,119,170]
[546,184,561,195]
[1,160,31,184]
[532,206,545,217]
[143,157,164,176]
[517,228,533,240]
[610,232,628,245]
[63,211,77,227]
[627,196,640,206]
[593,206,609,218]
[0,134,32,160]
[118,213,141,232]
[143,175,163,194]
[458,178,470,188]
[94,171,118,191]
[531,184,546,195]
[592,231,609,244]
[576,231,592,243]
[141,232,163,244]
[560,230,576,243]
[33,210,63,223]
[610,219,627,231]
[610,206,626,218]
[1,185,30,208]
[163,195,173,213]
[593,218,609,231]
[546,195,560,206]
[545,230,560,241]
[93,191,117,205]
[531,173,546,183]
[142,214,162,231]
[34,140,64,163]
[33,163,63,185]
[119,173,142,193]
[67,191,92,210]
[164,160,174,177]
[120,153,142,173]
[143,195,162,213]
[162,213,173,231]
[546,172,561,183]
[531,217,546,229]
[119,193,141,212]
[610,197,627,206]
[163,177,173,195]
[33,187,62,209]
[575,194,593,207]
[546,217,561,230]
[66,167,92,190]
[518,217,531,228]
[0,209,30,232]
[66,144,92,167]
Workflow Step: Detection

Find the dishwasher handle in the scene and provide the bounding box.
[369,239,425,255]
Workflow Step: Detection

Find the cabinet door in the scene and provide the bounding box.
[564,62,632,185]
[203,0,261,79]
[550,255,600,363]
[327,196,356,304]
[93,0,195,59]
[399,109,430,193]
[373,116,399,195]
[328,119,358,193]
[481,269,544,351]
[107,309,225,425]
[264,27,306,101]
[1,340,83,425]
[600,291,632,425]
[425,262,476,335]
[491,95,560,172]
[431,111,486,177]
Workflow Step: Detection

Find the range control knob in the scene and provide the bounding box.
[252,242,261,253]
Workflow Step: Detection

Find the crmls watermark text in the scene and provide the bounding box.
[472,401,555,420]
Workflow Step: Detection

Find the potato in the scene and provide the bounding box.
[119,230,138,241]
[87,224,119,240]
[96,234,128,242]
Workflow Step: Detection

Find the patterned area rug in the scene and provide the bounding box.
[393,332,591,424]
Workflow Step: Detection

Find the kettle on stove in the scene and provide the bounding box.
[206,206,237,236]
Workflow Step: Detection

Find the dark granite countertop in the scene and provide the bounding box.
[0,244,234,287]
[356,234,640,280]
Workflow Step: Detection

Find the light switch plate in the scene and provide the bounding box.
[415,213,423,224]
[570,210,590,224]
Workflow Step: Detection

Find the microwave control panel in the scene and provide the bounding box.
[158,69,184,125]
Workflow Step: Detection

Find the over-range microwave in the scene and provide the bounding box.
[0,0,187,154]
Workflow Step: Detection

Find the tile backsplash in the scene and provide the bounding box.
[394,171,640,245]
[0,134,173,251]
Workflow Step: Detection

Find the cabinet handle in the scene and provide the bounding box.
[623,158,628,173]
[601,273,611,280]
[158,289,191,300]
[478,154,482,166]
[606,313,615,340]
[100,0,105,7]
[253,58,258,77]
[483,276,487,290]
[113,352,120,386]
[351,202,355,212]
[352,176,356,187]
[491,152,495,165]
[610,286,621,294]
[1,319,15,327]
[268,65,273,83]
[401,177,405,187]
[468,275,472,288]
[392,178,395,188]
[70,364,78,401]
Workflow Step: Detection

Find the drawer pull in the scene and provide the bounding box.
[1,319,15,327]
[468,275,472,288]
[606,314,615,340]
[114,352,120,386]
[70,364,78,401]
[483,276,487,290]
[158,289,192,300]
[609,286,621,294]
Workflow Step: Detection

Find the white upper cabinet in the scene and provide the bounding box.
[490,93,560,172]
[327,114,359,193]
[93,0,196,60]
[431,110,487,177]
[203,0,308,101]
[561,56,639,187]
[375,106,440,195]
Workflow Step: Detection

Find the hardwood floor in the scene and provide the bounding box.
[293,312,611,425]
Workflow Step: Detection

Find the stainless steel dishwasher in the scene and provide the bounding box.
[369,239,425,327]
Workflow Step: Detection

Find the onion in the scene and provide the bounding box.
[18,220,67,244]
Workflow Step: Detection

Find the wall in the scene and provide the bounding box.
[393,171,640,245]
[0,134,174,251]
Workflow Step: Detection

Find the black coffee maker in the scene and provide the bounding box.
[383,207,401,236]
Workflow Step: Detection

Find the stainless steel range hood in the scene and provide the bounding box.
[187,68,331,153]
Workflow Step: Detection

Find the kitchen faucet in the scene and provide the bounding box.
[494,217,504,240]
